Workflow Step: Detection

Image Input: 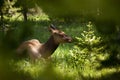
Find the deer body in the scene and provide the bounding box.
[17,24,72,60]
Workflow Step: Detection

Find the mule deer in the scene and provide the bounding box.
[17,24,72,60]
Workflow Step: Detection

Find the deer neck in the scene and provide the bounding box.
[42,36,59,58]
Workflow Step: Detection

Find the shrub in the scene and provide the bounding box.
[69,22,106,70]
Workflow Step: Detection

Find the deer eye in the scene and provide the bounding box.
[59,34,66,37]
[62,34,67,37]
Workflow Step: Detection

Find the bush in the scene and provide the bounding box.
[69,22,107,70]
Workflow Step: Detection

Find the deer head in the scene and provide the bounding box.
[49,24,72,44]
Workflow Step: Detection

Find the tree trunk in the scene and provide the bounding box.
[0,9,5,38]
[22,7,28,21]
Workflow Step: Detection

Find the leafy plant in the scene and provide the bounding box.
[69,22,106,70]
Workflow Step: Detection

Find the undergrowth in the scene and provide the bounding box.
[11,22,120,80]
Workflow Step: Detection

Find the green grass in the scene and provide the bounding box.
[2,13,120,80]
[14,46,120,80]
[11,22,120,80]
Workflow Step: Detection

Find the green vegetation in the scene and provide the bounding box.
[0,0,120,80]
[9,20,119,80]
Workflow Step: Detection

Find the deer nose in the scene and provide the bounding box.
[69,38,72,43]
[67,37,72,43]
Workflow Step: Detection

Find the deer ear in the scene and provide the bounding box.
[49,24,56,33]
[50,24,56,29]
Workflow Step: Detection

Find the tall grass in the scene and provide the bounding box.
[11,22,120,80]
[4,13,120,80]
